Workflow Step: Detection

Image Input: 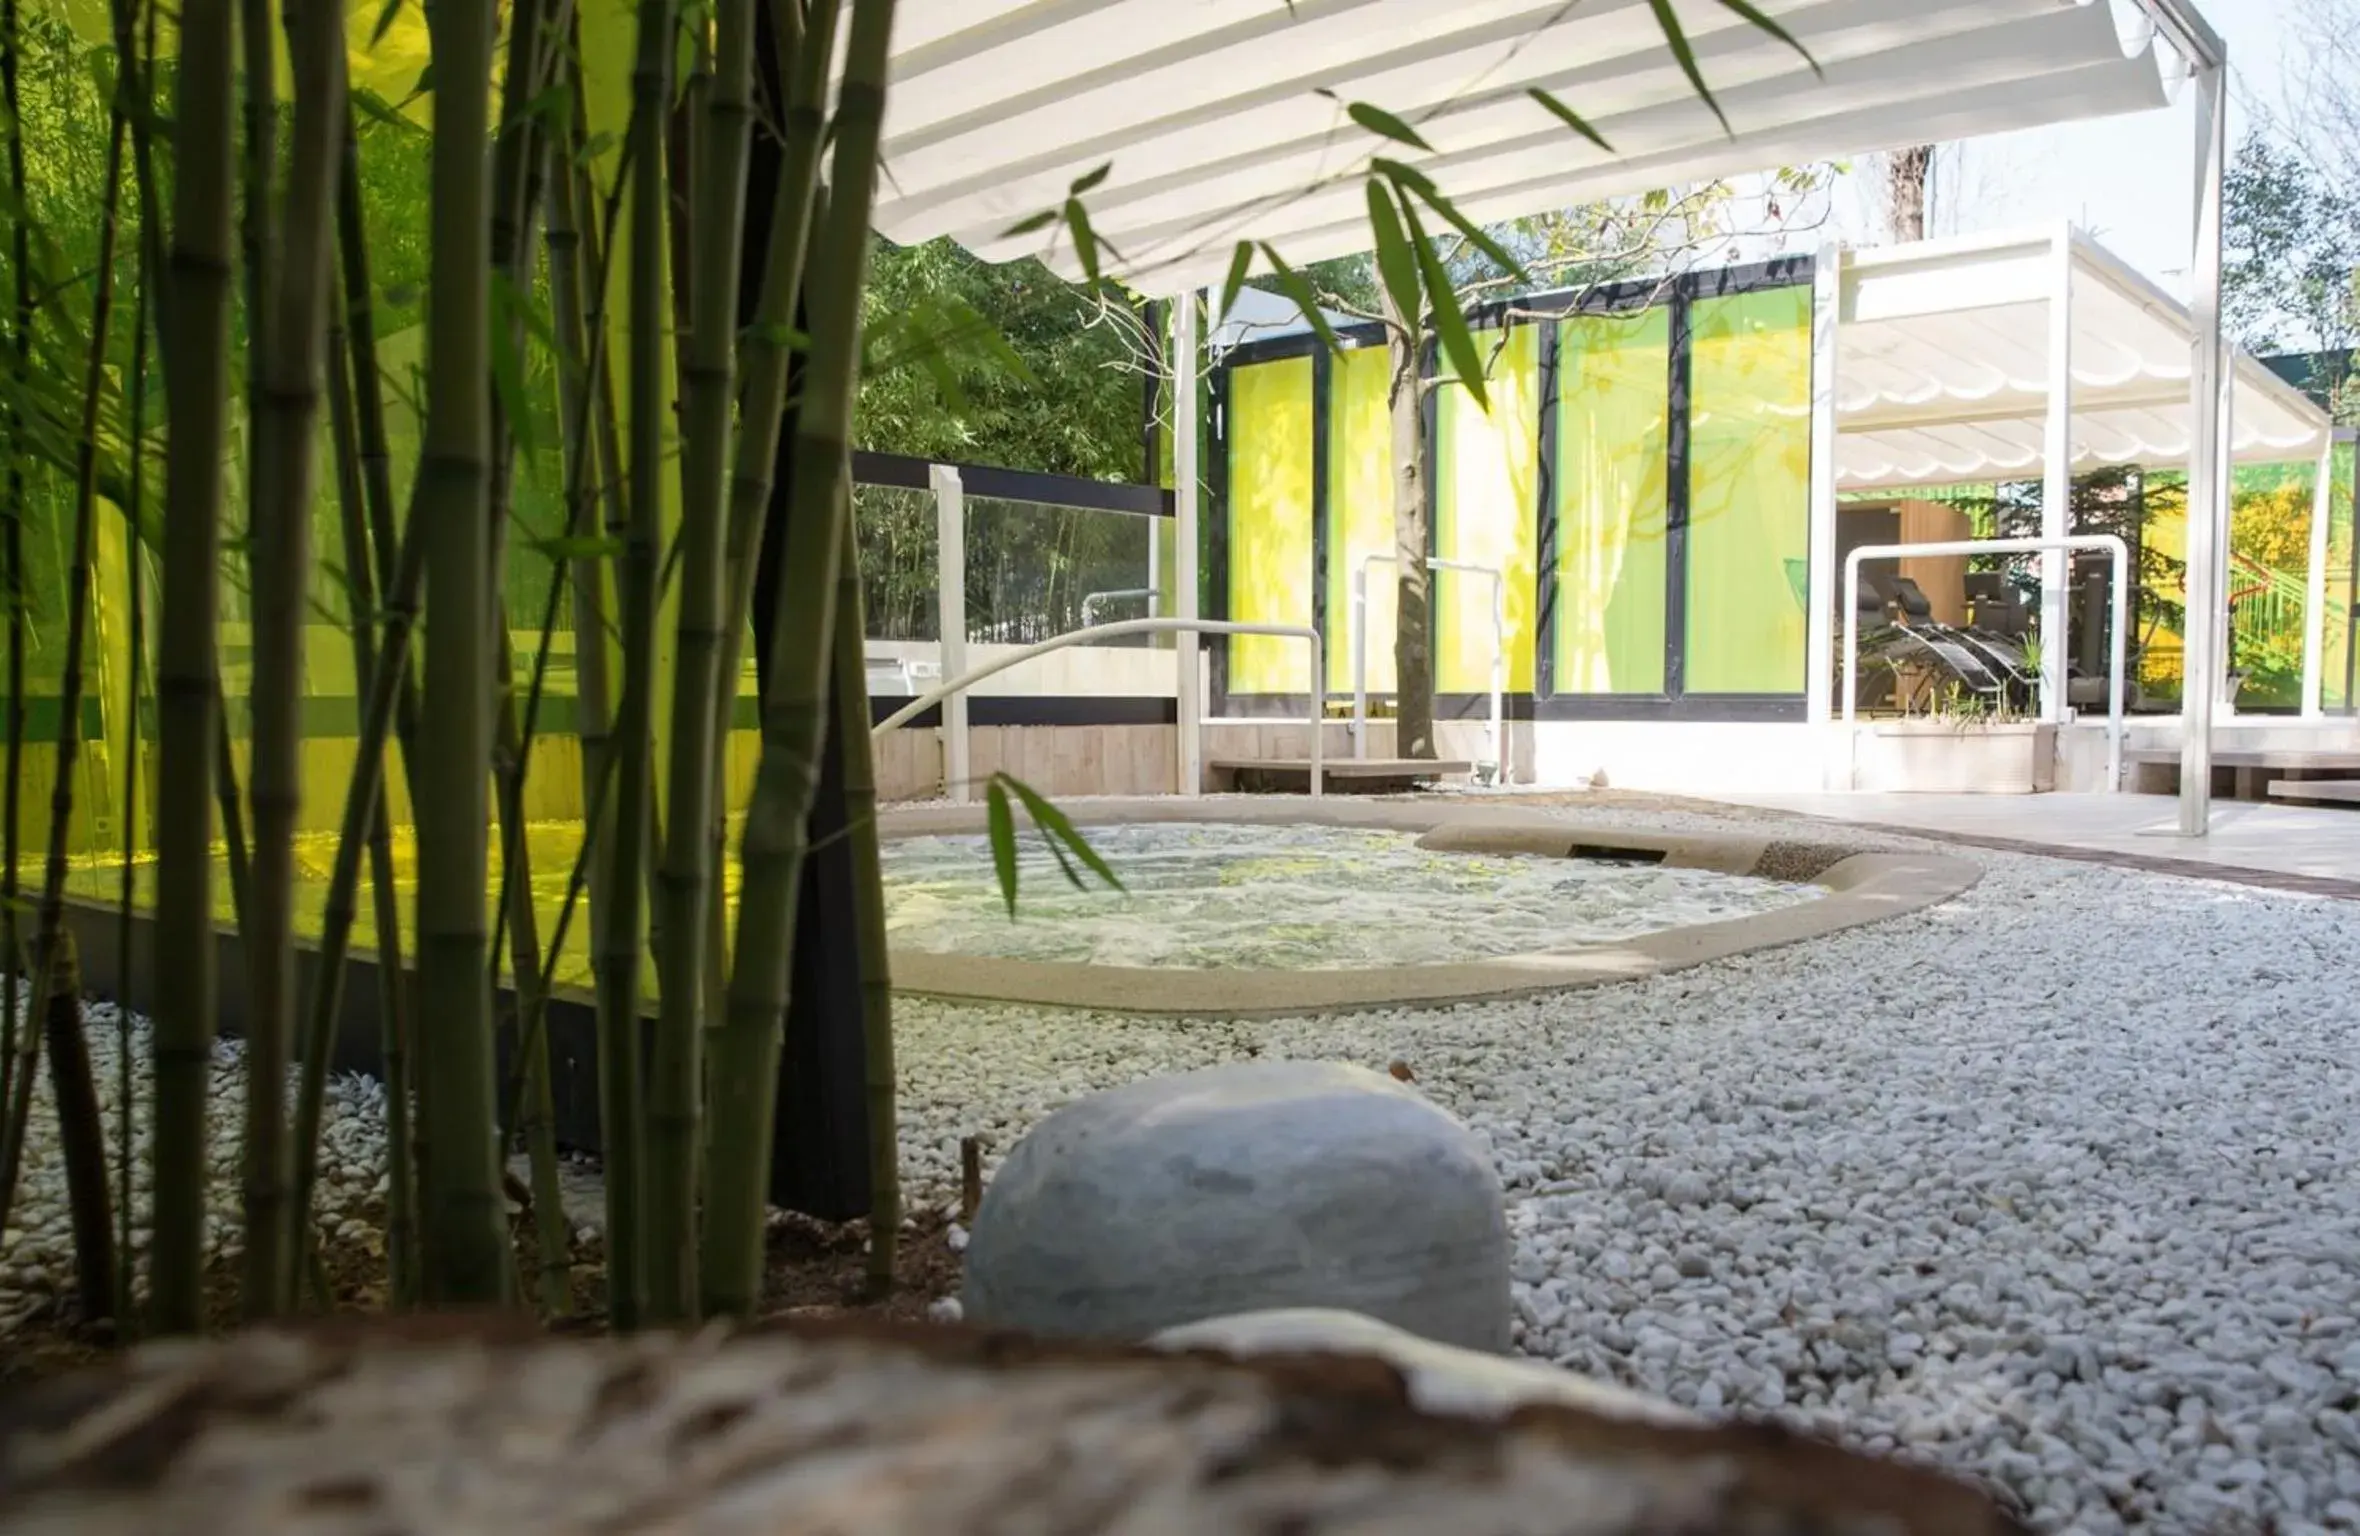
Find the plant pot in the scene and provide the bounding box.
[1852,720,2057,795]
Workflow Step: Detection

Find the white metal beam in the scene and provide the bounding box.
[2178,59,2228,836]
[2039,226,2073,724]
[1806,241,1842,728]
[1173,293,1203,798]
[931,464,970,803]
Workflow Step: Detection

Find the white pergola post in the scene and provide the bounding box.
[1172,292,1203,797]
[2179,49,2230,836]
[1804,240,1842,728]
[2303,435,2334,718]
[2040,226,2074,724]
[931,463,970,803]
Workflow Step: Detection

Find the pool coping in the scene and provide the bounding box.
[880,798,1983,1018]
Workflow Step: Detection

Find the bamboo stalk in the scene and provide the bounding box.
[828,475,898,1297]
[238,0,348,1320]
[147,0,237,1336]
[697,0,837,1012]
[0,0,31,1220]
[317,312,418,1308]
[701,0,900,1320]
[645,0,759,1325]
[413,0,510,1307]
[593,0,680,1332]
[116,227,151,1337]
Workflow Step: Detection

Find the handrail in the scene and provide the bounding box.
[1080,587,1157,627]
[1843,535,2129,792]
[1351,554,1505,779]
[872,617,1326,797]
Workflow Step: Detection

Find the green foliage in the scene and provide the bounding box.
[2225,130,2358,366]
[855,235,1138,479]
[982,771,1122,919]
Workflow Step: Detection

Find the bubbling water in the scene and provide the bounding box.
[883,822,1814,971]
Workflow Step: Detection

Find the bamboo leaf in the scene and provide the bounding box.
[1392,170,1528,284]
[371,0,406,44]
[1528,88,1613,153]
[985,779,1019,917]
[999,207,1060,239]
[1216,240,1254,333]
[534,533,627,561]
[1256,243,1342,356]
[1403,200,1489,414]
[1063,198,1101,285]
[1346,101,1432,153]
[1365,178,1422,332]
[1001,775,1125,894]
[1039,828,1083,892]
[1068,161,1112,196]
[1645,0,1729,134]
[1713,0,1819,73]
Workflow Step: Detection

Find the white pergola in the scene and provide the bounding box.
[867,0,2241,833]
[1811,227,2333,730]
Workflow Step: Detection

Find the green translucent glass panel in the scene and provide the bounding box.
[2326,443,2357,712]
[1684,287,1812,694]
[1227,356,1316,693]
[1434,328,1540,694]
[1554,309,1670,693]
[1327,343,1396,693]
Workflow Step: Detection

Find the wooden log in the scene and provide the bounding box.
[0,1318,2025,1534]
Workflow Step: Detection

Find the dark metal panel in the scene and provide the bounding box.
[1533,693,1808,723]
[1534,319,1562,699]
[1311,344,1333,684]
[871,695,1180,728]
[1662,287,1693,700]
[1208,365,1233,714]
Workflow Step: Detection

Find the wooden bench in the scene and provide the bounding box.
[2267,779,2360,805]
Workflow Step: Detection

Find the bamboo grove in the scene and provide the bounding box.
[0,0,1799,1334]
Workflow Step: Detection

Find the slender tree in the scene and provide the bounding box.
[148,0,241,1337]
[0,0,30,1208]
[413,0,511,1305]
[703,0,900,1319]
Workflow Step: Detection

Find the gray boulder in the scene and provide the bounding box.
[962,1060,1512,1351]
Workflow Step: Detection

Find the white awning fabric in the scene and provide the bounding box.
[1835,231,2329,489]
[868,0,2187,293]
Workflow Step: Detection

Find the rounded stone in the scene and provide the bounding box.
[962,1060,1512,1351]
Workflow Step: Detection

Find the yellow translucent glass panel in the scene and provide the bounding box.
[1685,288,1811,694]
[1327,344,1397,694]
[1554,310,1670,693]
[1434,327,1539,694]
[1226,356,1316,693]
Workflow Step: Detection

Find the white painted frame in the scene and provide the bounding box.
[1349,553,1504,778]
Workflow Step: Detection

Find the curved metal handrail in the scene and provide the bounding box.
[872,617,1327,796]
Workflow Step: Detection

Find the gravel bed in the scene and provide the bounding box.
[8,800,2360,1533]
[0,997,389,1332]
[892,804,2360,1535]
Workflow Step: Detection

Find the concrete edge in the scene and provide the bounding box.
[881,799,1983,1019]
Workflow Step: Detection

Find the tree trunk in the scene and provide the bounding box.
[1887,146,1932,243]
[146,0,238,1338]
[1384,288,1434,761]
[38,931,112,1326]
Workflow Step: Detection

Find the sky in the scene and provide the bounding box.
[1825,0,2309,298]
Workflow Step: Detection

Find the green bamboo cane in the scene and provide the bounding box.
[701,0,900,1320]
[413,0,511,1307]
[238,0,347,1320]
[0,0,30,1203]
[316,311,419,1308]
[703,0,836,944]
[146,0,238,1337]
[0,65,134,1321]
[645,0,759,1324]
[593,0,679,1331]
[117,223,151,1336]
[827,474,899,1297]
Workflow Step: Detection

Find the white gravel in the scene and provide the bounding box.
[9,800,2360,1533]
[0,996,391,1331]
[889,804,2360,1535]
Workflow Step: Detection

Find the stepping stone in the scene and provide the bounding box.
[963,1060,1512,1351]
